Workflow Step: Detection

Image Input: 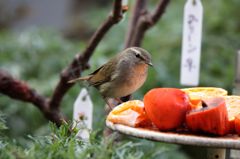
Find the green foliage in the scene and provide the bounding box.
[0,112,7,132]
[0,115,189,159]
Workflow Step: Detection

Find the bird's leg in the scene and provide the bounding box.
[103,97,114,110]
[115,98,123,104]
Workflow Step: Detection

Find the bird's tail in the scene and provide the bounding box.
[68,76,91,83]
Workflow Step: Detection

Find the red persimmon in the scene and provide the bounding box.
[144,88,190,131]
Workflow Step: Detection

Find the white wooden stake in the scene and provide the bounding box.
[180,0,203,86]
[73,88,93,140]
[122,0,128,7]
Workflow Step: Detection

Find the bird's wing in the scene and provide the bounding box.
[88,60,116,87]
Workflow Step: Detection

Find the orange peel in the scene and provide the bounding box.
[107,100,151,127]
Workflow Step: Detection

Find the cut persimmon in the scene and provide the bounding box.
[182,87,228,109]
[107,100,152,127]
[186,97,229,136]
[235,114,240,135]
[224,95,240,133]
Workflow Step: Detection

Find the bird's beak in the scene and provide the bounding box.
[147,62,153,67]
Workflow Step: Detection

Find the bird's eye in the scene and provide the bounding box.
[135,53,140,58]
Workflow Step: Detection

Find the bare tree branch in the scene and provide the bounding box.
[0,70,63,125]
[131,0,170,46]
[49,0,125,110]
[124,0,147,48]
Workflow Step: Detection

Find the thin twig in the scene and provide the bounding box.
[124,0,147,48]
[131,0,170,46]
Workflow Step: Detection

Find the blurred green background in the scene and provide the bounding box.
[0,0,240,158]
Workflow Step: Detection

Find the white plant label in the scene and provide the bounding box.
[122,0,128,7]
[73,88,93,140]
[180,0,203,86]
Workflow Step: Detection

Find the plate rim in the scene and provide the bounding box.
[106,121,240,149]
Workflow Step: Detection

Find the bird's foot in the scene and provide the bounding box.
[115,98,123,104]
[104,98,114,110]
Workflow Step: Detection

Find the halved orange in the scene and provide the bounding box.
[224,95,240,133]
[181,87,228,109]
[107,100,152,127]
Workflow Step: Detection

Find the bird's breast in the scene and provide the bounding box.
[101,63,148,98]
[126,63,148,88]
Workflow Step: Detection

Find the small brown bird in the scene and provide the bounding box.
[68,47,152,108]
